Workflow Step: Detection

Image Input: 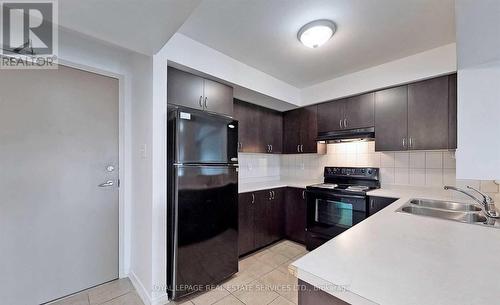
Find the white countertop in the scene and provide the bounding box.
[238,179,321,193]
[292,185,500,305]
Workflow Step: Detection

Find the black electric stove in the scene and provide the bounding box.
[305,167,380,250]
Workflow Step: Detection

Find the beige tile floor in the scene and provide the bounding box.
[48,277,142,305]
[48,240,307,305]
[175,240,308,305]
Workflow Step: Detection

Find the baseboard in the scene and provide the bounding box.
[151,292,170,305]
[128,271,153,305]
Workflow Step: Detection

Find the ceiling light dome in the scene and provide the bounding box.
[298,19,336,48]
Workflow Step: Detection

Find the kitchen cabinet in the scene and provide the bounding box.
[318,93,374,132]
[285,187,307,244]
[368,196,398,215]
[374,85,408,151]
[448,74,457,149]
[408,76,449,150]
[238,192,255,255]
[233,100,260,153]
[233,99,282,154]
[168,67,233,116]
[375,74,457,152]
[317,99,345,132]
[283,105,322,154]
[239,188,285,256]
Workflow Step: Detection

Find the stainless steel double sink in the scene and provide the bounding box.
[397,198,500,228]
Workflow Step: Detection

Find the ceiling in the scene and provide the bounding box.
[58,0,202,55]
[179,0,456,88]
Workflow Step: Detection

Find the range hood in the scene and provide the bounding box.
[316,127,375,143]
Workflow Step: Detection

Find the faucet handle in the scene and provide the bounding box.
[466,185,494,203]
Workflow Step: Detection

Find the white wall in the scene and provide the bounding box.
[300,43,457,105]
[454,0,500,180]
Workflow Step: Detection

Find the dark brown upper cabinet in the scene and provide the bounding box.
[448,74,457,149]
[375,86,409,151]
[233,99,282,154]
[408,76,449,150]
[317,93,374,132]
[283,105,322,154]
[375,74,457,152]
[344,93,375,129]
[168,67,233,116]
[317,99,345,132]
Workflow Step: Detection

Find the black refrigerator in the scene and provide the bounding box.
[167,105,239,300]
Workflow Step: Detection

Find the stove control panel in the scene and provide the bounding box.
[325,167,378,178]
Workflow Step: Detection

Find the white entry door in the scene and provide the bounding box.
[0,65,119,305]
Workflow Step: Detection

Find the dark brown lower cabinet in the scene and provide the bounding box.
[298,280,350,305]
[239,188,285,256]
[368,196,398,215]
[238,192,255,255]
[285,187,307,244]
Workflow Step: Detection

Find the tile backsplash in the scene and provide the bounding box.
[240,141,499,198]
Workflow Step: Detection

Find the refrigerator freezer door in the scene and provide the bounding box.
[169,164,238,300]
[174,109,238,164]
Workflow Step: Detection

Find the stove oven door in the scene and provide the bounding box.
[305,190,367,250]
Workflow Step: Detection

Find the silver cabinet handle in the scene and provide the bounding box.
[344,118,347,128]
[204,97,208,109]
[402,137,406,149]
[297,144,300,153]
[269,191,272,200]
[272,190,275,199]
[251,193,255,204]
[340,119,343,128]
[270,145,273,153]
[99,180,114,187]
[199,96,203,108]
[370,199,375,209]
[302,190,306,199]
[300,144,303,152]
[409,137,413,149]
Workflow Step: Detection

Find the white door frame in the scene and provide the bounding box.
[56,58,129,279]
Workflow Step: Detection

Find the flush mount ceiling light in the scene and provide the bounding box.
[297,19,336,48]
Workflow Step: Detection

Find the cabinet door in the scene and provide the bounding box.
[203,79,234,116]
[368,196,398,216]
[266,110,283,154]
[233,100,260,153]
[300,105,319,153]
[254,190,272,249]
[317,99,345,132]
[269,188,285,242]
[375,86,408,151]
[448,74,457,149]
[238,192,255,256]
[344,93,375,129]
[167,67,204,110]
[408,76,449,150]
[283,109,302,153]
[285,188,307,244]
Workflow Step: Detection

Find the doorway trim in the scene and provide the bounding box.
[56,58,129,278]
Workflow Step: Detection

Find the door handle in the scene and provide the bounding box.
[402,137,406,149]
[251,193,255,204]
[204,97,208,109]
[300,144,303,152]
[198,96,203,108]
[269,191,272,200]
[297,144,300,153]
[270,145,273,153]
[370,199,375,209]
[409,137,413,149]
[99,180,114,187]
[272,190,275,199]
[340,119,343,129]
[344,118,347,128]
[302,190,306,199]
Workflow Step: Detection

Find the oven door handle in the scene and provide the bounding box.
[306,190,366,200]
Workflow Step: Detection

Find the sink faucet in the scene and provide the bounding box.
[444,185,499,218]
